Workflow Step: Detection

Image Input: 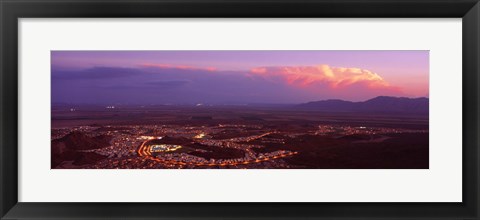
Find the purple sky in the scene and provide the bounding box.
[51,51,429,105]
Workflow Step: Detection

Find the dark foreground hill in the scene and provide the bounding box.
[54,131,112,150]
[51,131,112,168]
[297,96,428,114]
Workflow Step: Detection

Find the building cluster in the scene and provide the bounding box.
[316,125,428,136]
[152,150,296,168]
[52,121,427,169]
[150,144,182,153]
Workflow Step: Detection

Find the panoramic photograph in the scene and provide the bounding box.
[51,50,429,169]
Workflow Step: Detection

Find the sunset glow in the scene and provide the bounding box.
[51,50,428,104]
[51,50,430,169]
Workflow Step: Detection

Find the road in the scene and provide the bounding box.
[136,139,297,167]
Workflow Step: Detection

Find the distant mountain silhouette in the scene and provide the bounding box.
[296,96,428,114]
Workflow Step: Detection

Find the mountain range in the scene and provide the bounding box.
[296,96,429,114]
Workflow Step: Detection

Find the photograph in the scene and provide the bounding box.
[51,50,429,169]
[3,0,477,218]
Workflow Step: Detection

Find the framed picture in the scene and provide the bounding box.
[1,0,479,219]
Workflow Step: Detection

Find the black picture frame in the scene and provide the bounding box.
[1,0,479,219]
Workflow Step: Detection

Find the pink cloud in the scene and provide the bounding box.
[141,63,217,72]
[249,64,401,93]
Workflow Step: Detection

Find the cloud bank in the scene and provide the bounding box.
[51,64,406,104]
[250,64,396,90]
[141,63,217,72]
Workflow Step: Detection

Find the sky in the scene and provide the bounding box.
[51,51,429,105]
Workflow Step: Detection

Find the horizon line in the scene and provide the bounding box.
[51,95,429,106]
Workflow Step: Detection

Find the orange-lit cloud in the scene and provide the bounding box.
[141,63,217,72]
[250,64,400,91]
